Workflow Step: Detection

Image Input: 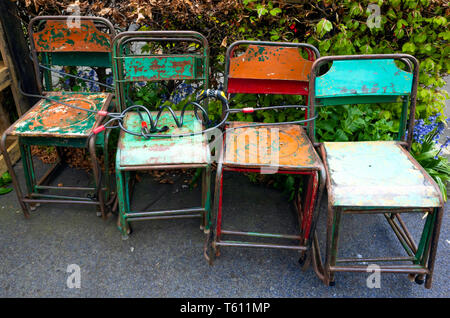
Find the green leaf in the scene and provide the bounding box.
[316,19,333,38]
[0,187,12,195]
[402,42,416,53]
[434,176,447,201]
[319,39,331,52]
[335,129,349,141]
[256,4,268,18]
[1,172,12,184]
[269,8,282,16]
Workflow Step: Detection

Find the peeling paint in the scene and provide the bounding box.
[224,122,322,170]
[33,20,111,53]
[10,92,110,137]
[315,59,413,98]
[118,111,209,166]
[324,141,441,207]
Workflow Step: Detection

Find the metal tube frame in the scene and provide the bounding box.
[308,54,444,288]
[111,31,212,239]
[1,16,117,219]
[204,41,326,279]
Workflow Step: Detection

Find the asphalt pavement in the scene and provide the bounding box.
[0,161,448,297]
[0,79,448,298]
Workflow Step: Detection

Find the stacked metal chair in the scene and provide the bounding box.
[111,31,213,239]
[1,16,115,219]
[205,41,326,274]
[1,15,445,289]
[309,54,444,288]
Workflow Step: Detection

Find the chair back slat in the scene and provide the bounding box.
[315,59,413,99]
[309,54,419,148]
[32,20,111,53]
[112,31,209,112]
[29,16,116,92]
[122,55,201,81]
[226,43,317,95]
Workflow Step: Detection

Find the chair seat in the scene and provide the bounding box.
[323,141,442,208]
[117,111,209,168]
[9,91,112,138]
[223,122,322,171]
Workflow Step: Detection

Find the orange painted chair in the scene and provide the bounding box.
[205,41,326,275]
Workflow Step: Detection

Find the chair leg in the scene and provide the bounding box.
[1,133,30,217]
[204,162,223,265]
[19,143,35,197]
[88,135,106,219]
[325,206,342,286]
[116,168,131,240]
[201,165,212,233]
[213,163,224,258]
[299,172,319,264]
[424,207,443,289]
[103,130,110,208]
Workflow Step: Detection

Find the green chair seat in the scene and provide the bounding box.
[117,111,209,167]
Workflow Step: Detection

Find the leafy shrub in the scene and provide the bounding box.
[15,0,449,196]
[16,0,448,120]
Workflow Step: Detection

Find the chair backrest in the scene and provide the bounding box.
[112,31,209,112]
[225,41,319,96]
[309,54,419,149]
[29,16,116,92]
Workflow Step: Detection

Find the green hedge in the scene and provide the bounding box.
[15,0,449,196]
[16,0,449,126]
[17,0,448,116]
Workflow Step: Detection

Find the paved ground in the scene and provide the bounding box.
[0,80,448,298]
[0,160,448,298]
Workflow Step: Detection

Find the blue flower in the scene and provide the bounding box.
[106,76,114,86]
[412,113,447,145]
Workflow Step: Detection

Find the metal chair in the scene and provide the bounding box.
[309,54,444,288]
[206,41,326,274]
[1,16,116,219]
[111,31,212,239]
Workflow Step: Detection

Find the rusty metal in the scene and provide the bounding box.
[308,54,419,150]
[111,30,212,239]
[28,16,116,93]
[1,16,115,220]
[223,122,323,171]
[228,45,313,81]
[8,92,112,138]
[117,112,209,167]
[310,54,444,288]
[224,40,319,95]
[31,20,111,53]
[205,41,326,277]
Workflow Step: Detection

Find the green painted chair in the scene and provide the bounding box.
[309,54,444,288]
[0,16,116,218]
[111,31,211,239]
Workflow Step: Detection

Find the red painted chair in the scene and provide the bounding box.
[205,41,326,275]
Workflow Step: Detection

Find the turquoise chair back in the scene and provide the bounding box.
[309,54,419,149]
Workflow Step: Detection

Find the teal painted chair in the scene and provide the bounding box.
[1,16,116,219]
[309,55,444,288]
[111,31,212,239]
